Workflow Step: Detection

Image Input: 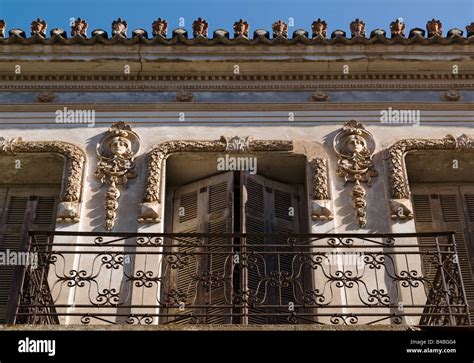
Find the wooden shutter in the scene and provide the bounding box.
[0,187,59,323]
[165,172,233,324]
[412,184,474,324]
[242,173,304,324]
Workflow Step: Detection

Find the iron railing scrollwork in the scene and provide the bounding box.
[12,231,471,326]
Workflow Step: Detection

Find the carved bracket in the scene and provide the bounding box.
[334,120,377,228]
[386,133,473,221]
[139,136,331,224]
[94,122,140,230]
[309,157,333,220]
[0,136,86,222]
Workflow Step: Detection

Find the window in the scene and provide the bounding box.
[411,184,474,324]
[161,170,309,324]
[0,187,60,323]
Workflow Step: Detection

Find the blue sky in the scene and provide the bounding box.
[1,0,473,36]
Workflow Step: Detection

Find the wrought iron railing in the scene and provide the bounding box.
[13,231,471,326]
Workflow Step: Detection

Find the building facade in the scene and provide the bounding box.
[0,17,473,328]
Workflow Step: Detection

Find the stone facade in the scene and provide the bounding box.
[0,19,473,328]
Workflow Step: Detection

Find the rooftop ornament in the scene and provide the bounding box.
[311,18,327,38]
[71,17,88,37]
[111,18,127,37]
[390,18,405,37]
[233,19,249,38]
[466,22,474,37]
[427,19,442,37]
[152,18,168,37]
[272,20,288,38]
[350,18,366,37]
[192,17,208,37]
[31,18,47,37]
[0,20,5,38]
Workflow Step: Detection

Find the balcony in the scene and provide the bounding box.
[13,231,471,327]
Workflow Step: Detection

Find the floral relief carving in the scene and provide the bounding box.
[385,134,473,221]
[311,19,328,38]
[334,120,377,228]
[0,136,86,222]
[441,89,461,102]
[139,137,329,224]
[95,122,140,230]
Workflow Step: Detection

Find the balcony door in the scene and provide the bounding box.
[411,184,474,323]
[0,186,59,323]
[163,170,307,324]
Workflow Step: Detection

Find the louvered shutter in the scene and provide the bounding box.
[459,186,474,321]
[165,172,233,324]
[412,185,474,324]
[242,174,268,324]
[243,173,304,324]
[0,187,59,323]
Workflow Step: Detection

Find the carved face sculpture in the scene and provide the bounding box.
[427,19,442,36]
[350,19,366,37]
[108,137,131,156]
[344,135,368,155]
[193,18,208,36]
[312,19,327,37]
[272,20,288,37]
[152,18,167,36]
[234,19,249,37]
[390,20,405,36]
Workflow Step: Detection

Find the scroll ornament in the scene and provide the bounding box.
[334,120,377,228]
[95,122,140,230]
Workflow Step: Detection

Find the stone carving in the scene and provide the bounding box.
[311,19,327,38]
[390,199,414,220]
[441,89,461,102]
[152,18,168,37]
[467,22,474,37]
[222,136,251,152]
[233,19,249,38]
[0,136,86,221]
[71,17,88,37]
[350,19,366,37]
[309,90,330,102]
[175,90,195,102]
[272,20,288,38]
[455,134,474,152]
[390,18,405,37]
[386,135,457,200]
[334,120,377,228]
[112,18,127,37]
[192,18,208,37]
[139,137,323,223]
[427,19,442,37]
[31,18,47,37]
[385,135,474,221]
[309,158,333,220]
[95,122,140,230]
[36,92,57,103]
[0,20,6,38]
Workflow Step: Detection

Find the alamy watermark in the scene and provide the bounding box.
[0,249,38,269]
[380,107,420,126]
[55,107,95,127]
[217,155,257,175]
